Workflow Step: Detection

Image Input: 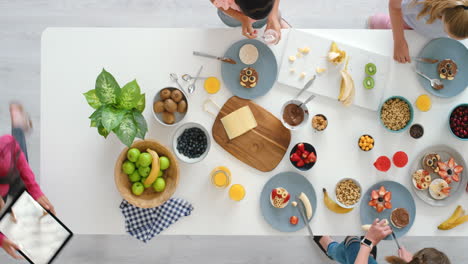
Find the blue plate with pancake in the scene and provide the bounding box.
[360,181,416,239]
[222,39,278,99]
[260,171,317,232]
[416,38,468,98]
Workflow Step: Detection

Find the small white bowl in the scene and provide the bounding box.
[152,87,189,127]
[172,122,211,164]
[280,99,310,130]
[334,178,362,209]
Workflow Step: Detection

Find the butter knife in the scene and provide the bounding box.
[390,231,401,249]
[193,51,236,64]
[412,57,439,64]
[297,195,314,238]
[295,75,316,99]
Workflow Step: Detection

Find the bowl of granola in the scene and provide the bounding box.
[335,178,362,209]
[379,96,414,133]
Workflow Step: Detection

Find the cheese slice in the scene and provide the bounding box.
[221,106,257,140]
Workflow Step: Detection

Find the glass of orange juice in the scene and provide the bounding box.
[210,166,231,189]
[229,184,245,201]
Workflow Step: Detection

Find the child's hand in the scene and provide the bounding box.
[398,247,414,262]
[266,17,281,43]
[241,17,257,39]
[393,38,411,63]
[1,239,22,259]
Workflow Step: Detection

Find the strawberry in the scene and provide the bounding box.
[295,148,302,156]
[283,193,291,203]
[290,153,301,162]
[371,190,379,200]
[368,200,377,207]
[304,159,310,164]
[384,201,392,209]
[378,186,387,196]
[296,160,305,167]
[307,152,317,163]
[453,174,460,182]
[376,203,385,213]
[297,143,305,153]
[301,150,310,159]
[290,216,299,225]
[384,191,392,202]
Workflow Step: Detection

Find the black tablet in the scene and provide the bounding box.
[0,190,73,264]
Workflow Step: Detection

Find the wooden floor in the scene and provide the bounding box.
[1,0,467,263]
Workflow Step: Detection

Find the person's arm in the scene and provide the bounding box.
[355,245,373,264]
[9,136,56,214]
[12,139,43,200]
[399,247,414,262]
[355,219,393,264]
[210,0,257,38]
[389,0,411,63]
[266,0,282,43]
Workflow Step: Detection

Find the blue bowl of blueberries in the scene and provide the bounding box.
[173,122,211,163]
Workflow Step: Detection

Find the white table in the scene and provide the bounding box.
[41,28,468,236]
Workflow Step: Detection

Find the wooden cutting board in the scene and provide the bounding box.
[212,96,291,172]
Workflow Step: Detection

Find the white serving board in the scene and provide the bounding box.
[277,29,392,111]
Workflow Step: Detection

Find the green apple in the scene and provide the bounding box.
[138,153,153,167]
[153,177,166,192]
[122,161,136,175]
[131,182,144,196]
[158,170,163,177]
[138,166,151,177]
[159,156,170,170]
[128,171,141,182]
[143,179,152,188]
[127,148,141,163]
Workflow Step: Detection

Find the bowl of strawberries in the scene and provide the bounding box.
[289,142,317,171]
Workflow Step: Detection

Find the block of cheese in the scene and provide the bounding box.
[221,106,257,140]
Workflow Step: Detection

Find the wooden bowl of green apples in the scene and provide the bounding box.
[114,139,179,208]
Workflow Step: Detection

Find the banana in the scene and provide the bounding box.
[143,148,160,186]
[337,56,355,106]
[323,188,354,214]
[438,205,468,230]
[362,219,388,231]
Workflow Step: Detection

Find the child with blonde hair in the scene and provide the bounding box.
[369,0,468,63]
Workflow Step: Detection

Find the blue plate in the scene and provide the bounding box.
[260,171,317,232]
[222,39,278,99]
[417,38,468,98]
[360,181,416,239]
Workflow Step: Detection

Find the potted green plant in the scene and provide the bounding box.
[83,69,148,147]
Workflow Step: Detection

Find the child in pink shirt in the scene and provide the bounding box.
[211,0,290,43]
[0,103,56,260]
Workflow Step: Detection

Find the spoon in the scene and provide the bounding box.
[415,70,444,90]
[299,94,316,108]
[187,66,203,94]
[181,74,208,81]
[295,75,316,99]
[169,73,185,91]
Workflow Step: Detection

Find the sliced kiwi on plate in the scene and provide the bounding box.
[363,76,375,89]
[365,63,377,76]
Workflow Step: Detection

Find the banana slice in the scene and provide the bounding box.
[299,192,313,220]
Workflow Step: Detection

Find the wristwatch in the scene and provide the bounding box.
[360,237,374,249]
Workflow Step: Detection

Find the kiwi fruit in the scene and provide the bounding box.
[171,89,183,103]
[162,111,175,124]
[164,99,177,113]
[177,100,187,113]
[160,89,171,100]
[153,101,165,113]
[365,63,377,76]
[363,77,375,89]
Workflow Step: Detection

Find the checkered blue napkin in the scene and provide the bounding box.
[120,198,193,242]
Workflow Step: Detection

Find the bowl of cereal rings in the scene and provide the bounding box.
[335,178,362,209]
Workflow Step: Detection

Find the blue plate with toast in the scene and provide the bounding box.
[260,171,317,232]
[416,38,468,98]
[222,39,278,99]
[360,181,416,239]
